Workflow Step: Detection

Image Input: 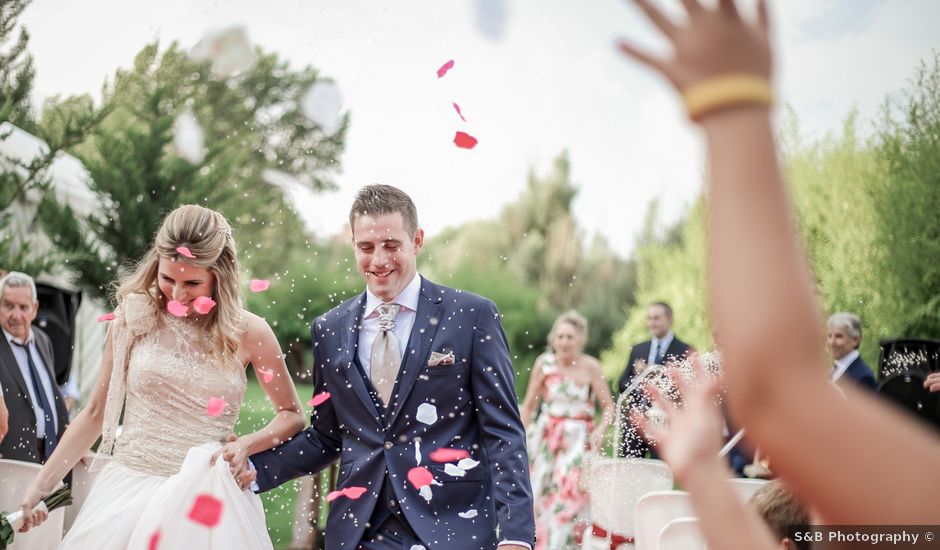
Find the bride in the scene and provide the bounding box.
[18,204,305,549]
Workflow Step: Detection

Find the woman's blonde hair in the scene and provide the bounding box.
[115,204,243,361]
[547,309,589,349]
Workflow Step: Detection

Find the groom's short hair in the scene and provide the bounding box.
[349,184,419,237]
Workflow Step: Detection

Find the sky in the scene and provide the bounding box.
[20,0,940,257]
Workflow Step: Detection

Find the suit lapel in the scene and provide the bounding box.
[386,279,443,428]
[0,335,34,404]
[340,294,383,425]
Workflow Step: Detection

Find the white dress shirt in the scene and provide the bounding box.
[3,327,59,436]
[832,349,860,382]
[648,331,675,365]
[356,273,421,377]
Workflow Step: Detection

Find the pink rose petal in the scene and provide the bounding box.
[343,486,367,499]
[308,392,331,408]
[454,131,478,149]
[249,279,270,292]
[258,368,274,384]
[407,466,434,489]
[148,530,160,550]
[326,489,345,503]
[436,59,455,78]
[193,296,217,315]
[188,494,223,527]
[430,448,471,463]
[206,397,226,417]
[167,300,189,317]
[97,312,116,323]
[176,246,196,259]
[452,102,467,122]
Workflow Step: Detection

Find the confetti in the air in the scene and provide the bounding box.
[309,392,331,408]
[458,509,479,519]
[430,448,470,463]
[173,111,205,165]
[258,368,274,384]
[444,463,466,477]
[167,300,189,317]
[453,131,478,149]
[206,397,226,417]
[193,296,217,315]
[249,279,271,292]
[188,494,223,527]
[148,530,160,550]
[326,486,367,502]
[457,457,480,471]
[436,59,455,78]
[452,102,467,122]
[176,246,196,259]
[97,312,116,323]
[300,81,344,136]
[418,485,433,502]
[190,26,257,77]
[416,403,438,425]
[407,466,434,489]
[414,440,421,465]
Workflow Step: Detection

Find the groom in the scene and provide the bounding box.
[248,185,534,549]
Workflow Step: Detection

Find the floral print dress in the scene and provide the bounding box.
[528,355,597,550]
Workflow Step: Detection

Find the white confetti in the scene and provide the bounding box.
[418,485,433,502]
[444,463,466,477]
[457,457,479,471]
[414,440,421,465]
[416,403,438,425]
[300,81,344,136]
[190,26,257,77]
[458,509,478,519]
[173,111,204,165]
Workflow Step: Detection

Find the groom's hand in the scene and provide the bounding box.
[212,433,257,489]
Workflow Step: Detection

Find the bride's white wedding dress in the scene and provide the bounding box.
[60,294,272,549]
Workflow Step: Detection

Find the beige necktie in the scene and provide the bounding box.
[370,303,402,406]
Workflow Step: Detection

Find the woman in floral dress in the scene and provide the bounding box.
[521,310,616,549]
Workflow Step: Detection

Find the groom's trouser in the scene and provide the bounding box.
[358,477,421,550]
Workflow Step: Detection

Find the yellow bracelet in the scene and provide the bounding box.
[682,74,773,121]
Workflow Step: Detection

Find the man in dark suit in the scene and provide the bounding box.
[0,271,68,463]
[246,185,535,550]
[827,312,877,391]
[616,302,693,457]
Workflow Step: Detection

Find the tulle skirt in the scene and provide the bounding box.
[60,442,272,549]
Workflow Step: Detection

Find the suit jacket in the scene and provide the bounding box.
[617,336,694,394]
[0,327,69,463]
[840,355,878,391]
[251,277,535,549]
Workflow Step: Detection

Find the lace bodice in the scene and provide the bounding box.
[104,295,245,477]
[539,355,596,419]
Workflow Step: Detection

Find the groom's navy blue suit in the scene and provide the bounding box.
[251,277,535,549]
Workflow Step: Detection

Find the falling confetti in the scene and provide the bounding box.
[458,509,479,519]
[418,485,433,502]
[414,440,422,465]
[453,131,478,150]
[187,494,223,527]
[436,59,455,78]
[193,296,217,315]
[416,403,438,425]
[173,111,205,165]
[457,457,479,471]
[452,102,467,122]
[407,466,434,489]
[309,392,331,408]
[176,246,196,259]
[258,368,274,384]
[430,448,470,463]
[207,397,226,417]
[97,312,116,323]
[167,300,189,317]
[444,463,466,477]
[300,81,344,136]
[190,26,256,77]
[148,530,160,550]
[249,279,271,292]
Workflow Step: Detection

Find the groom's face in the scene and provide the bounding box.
[351,212,424,302]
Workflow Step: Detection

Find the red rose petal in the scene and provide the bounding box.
[167,300,189,317]
[343,486,368,499]
[454,131,478,149]
[407,466,434,489]
[176,246,196,259]
[97,312,116,323]
[193,296,217,315]
[259,368,274,384]
[429,448,471,463]
[206,397,226,417]
[187,494,223,527]
[249,279,271,292]
[149,530,160,550]
[308,392,331,408]
[436,59,455,78]
[452,102,467,122]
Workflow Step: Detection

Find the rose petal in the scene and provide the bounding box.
[418,484,433,502]
[190,25,256,77]
[407,466,434,489]
[187,494,223,527]
[416,403,438,425]
[343,486,367,499]
[452,102,467,122]
[300,82,344,136]
[258,368,274,384]
[457,457,480,471]
[206,397,226,417]
[444,463,466,477]
[436,59,455,78]
[410,546,428,550]
[453,131,478,150]
[326,490,344,503]
[176,246,196,259]
[249,279,271,292]
[458,508,479,519]
[308,392,331,408]
[149,530,160,550]
[97,312,116,323]
[475,0,507,40]
[414,440,421,465]
[193,296,217,315]
[173,111,205,165]
[429,448,470,463]
[167,300,189,317]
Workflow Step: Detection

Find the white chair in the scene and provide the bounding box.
[65,453,110,531]
[658,517,707,550]
[0,459,65,549]
[728,477,769,502]
[634,490,695,550]
[584,458,673,549]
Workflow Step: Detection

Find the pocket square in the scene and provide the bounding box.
[428,351,456,367]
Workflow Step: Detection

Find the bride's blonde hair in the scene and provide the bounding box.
[115,204,243,361]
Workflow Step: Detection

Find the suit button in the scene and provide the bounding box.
[389,499,397,508]
[384,441,393,450]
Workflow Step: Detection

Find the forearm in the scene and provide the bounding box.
[237,409,304,455]
[251,425,341,491]
[34,407,104,491]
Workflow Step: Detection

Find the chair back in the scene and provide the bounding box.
[634,490,695,550]
[587,458,673,542]
[0,459,65,549]
[64,453,110,531]
[728,477,769,502]
[657,517,706,550]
